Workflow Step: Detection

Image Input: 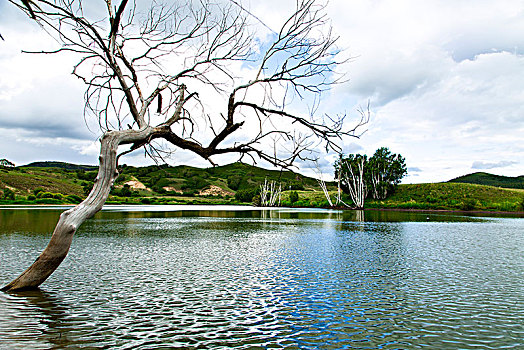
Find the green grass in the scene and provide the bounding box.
[1,163,523,212]
[366,183,524,212]
[276,183,524,212]
[0,167,83,196]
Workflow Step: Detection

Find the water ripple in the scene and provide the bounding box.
[1,211,523,349]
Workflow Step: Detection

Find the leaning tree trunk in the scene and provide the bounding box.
[2,128,152,291]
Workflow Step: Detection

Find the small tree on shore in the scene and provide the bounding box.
[3,0,366,291]
[289,190,299,204]
[367,147,407,200]
[315,162,334,207]
[335,147,406,207]
[0,159,15,168]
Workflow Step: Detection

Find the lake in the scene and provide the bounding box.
[0,206,523,349]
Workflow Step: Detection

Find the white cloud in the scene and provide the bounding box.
[321,0,524,182]
[1,0,523,183]
[472,161,519,170]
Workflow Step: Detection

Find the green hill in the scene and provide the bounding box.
[0,161,325,205]
[448,172,524,189]
[1,162,523,212]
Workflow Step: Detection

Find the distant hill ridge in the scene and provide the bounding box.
[23,161,97,171]
[16,162,524,190]
[21,161,313,182]
[448,172,524,189]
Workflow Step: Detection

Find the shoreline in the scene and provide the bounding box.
[362,207,524,216]
[1,203,523,216]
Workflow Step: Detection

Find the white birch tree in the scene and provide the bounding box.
[336,154,367,209]
[314,162,334,207]
[260,179,282,207]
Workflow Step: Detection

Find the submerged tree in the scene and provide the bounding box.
[2,0,366,291]
[259,179,282,207]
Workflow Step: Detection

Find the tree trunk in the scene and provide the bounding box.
[343,157,366,209]
[2,128,152,292]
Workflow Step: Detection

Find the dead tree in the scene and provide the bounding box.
[3,0,366,291]
[260,179,281,207]
[335,172,351,207]
[337,155,367,209]
[314,162,334,207]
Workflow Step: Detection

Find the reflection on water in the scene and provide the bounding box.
[0,290,73,349]
[0,206,523,349]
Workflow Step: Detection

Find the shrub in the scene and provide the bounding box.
[82,182,94,196]
[118,184,133,197]
[27,194,36,201]
[227,175,243,190]
[495,201,517,212]
[38,191,55,199]
[2,188,15,200]
[153,186,166,194]
[425,195,438,203]
[65,194,82,204]
[33,187,44,196]
[181,176,209,190]
[287,181,305,191]
[518,197,524,211]
[235,188,259,202]
[289,191,299,204]
[114,174,130,184]
[317,200,331,208]
[140,197,151,204]
[35,198,62,204]
[76,170,98,181]
[460,198,479,211]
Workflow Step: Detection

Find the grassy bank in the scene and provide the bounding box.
[366,183,524,212]
[276,183,524,212]
[1,164,523,212]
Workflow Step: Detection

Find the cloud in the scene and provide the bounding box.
[0,7,92,142]
[2,0,524,184]
[342,142,364,154]
[471,161,518,170]
[326,0,524,182]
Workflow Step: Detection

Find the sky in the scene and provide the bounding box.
[0,0,523,183]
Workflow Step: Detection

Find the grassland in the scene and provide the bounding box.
[0,163,523,212]
[365,183,524,212]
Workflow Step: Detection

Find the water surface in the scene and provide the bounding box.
[1,206,523,349]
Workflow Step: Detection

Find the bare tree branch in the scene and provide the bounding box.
[3,0,368,291]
